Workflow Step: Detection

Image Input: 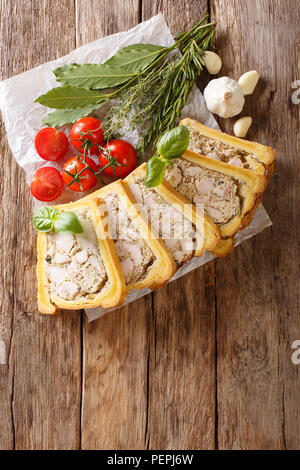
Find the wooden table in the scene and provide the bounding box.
[0,0,299,450]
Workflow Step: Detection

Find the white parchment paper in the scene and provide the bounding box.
[0,14,272,321]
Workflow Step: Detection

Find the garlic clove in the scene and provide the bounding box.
[238,70,260,95]
[203,51,222,75]
[233,116,252,138]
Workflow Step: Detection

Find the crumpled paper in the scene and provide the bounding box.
[0,14,272,322]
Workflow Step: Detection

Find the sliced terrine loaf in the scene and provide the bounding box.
[37,200,127,314]
[181,118,276,180]
[95,180,177,291]
[165,151,267,241]
[125,164,220,267]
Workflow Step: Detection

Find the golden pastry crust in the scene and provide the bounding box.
[181,118,276,180]
[37,200,127,314]
[179,118,275,251]
[37,234,58,315]
[95,180,177,291]
[212,237,235,258]
[180,150,266,238]
[125,163,221,256]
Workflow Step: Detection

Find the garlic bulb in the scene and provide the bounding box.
[238,70,260,95]
[233,116,252,137]
[203,51,222,75]
[203,76,245,118]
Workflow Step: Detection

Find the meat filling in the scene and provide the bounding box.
[165,159,241,225]
[129,178,203,266]
[103,192,155,285]
[46,208,108,302]
[188,127,258,171]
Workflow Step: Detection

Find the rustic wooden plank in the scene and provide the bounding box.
[145,270,217,450]
[141,0,217,450]
[81,299,151,449]
[211,0,300,449]
[76,0,151,450]
[0,0,82,450]
[75,0,140,43]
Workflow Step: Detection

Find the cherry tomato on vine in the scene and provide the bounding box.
[62,155,99,192]
[70,117,104,155]
[34,127,69,161]
[30,167,64,201]
[99,139,138,178]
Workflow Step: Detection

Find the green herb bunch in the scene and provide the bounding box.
[102,17,215,155]
[102,60,176,154]
[36,15,215,158]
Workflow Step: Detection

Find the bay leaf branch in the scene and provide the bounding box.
[35,86,105,109]
[56,64,136,89]
[105,44,167,73]
[53,63,78,78]
[42,102,106,126]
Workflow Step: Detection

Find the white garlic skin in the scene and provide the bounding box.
[238,70,260,95]
[203,51,222,75]
[233,116,252,138]
[204,76,245,118]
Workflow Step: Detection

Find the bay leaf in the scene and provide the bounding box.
[56,64,135,89]
[42,102,105,127]
[105,44,166,73]
[53,63,78,78]
[35,86,103,109]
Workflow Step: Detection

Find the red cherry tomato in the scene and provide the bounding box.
[35,127,69,161]
[30,167,64,201]
[62,155,99,192]
[99,139,138,178]
[70,117,104,155]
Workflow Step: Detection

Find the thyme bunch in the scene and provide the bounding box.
[102,17,215,157]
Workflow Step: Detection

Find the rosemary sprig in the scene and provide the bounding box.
[102,17,215,157]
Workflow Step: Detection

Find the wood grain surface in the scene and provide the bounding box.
[0,0,82,450]
[211,0,300,449]
[0,0,299,450]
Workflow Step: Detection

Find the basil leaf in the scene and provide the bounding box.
[33,207,83,234]
[105,44,166,73]
[53,63,78,78]
[42,102,105,127]
[35,86,103,109]
[157,125,190,159]
[144,157,166,188]
[57,64,135,89]
[33,206,60,232]
[54,211,83,233]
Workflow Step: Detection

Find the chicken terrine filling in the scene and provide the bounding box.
[103,192,155,285]
[45,207,108,302]
[188,127,259,171]
[165,159,240,225]
[129,178,203,266]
